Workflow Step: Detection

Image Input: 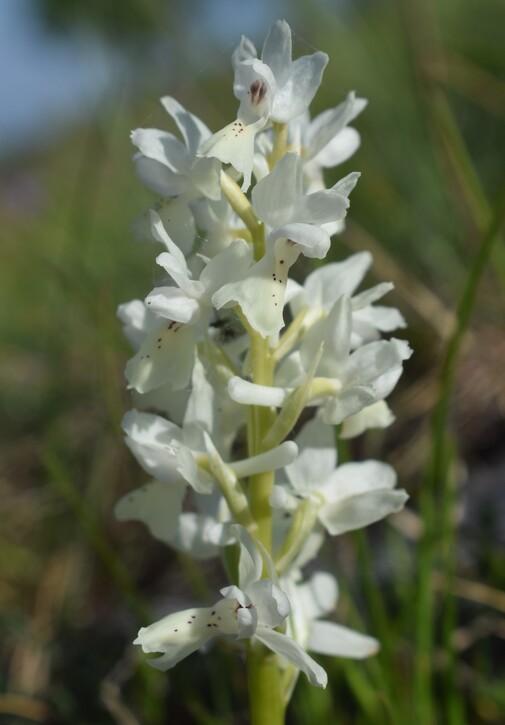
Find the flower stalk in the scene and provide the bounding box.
[115,18,411,724]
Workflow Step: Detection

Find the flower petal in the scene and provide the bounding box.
[261,21,328,123]
[271,52,328,123]
[231,441,299,478]
[233,524,263,590]
[301,295,352,377]
[247,580,290,629]
[117,299,161,350]
[340,401,395,439]
[309,621,379,659]
[261,20,292,88]
[254,627,328,688]
[306,92,367,159]
[199,239,253,300]
[227,377,290,407]
[133,155,187,197]
[288,186,350,226]
[297,571,339,620]
[322,460,397,502]
[114,479,186,544]
[269,223,330,260]
[322,385,376,425]
[134,609,215,670]
[302,252,372,311]
[125,321,195,393]
[131,197,196,256]
[213,243,298,338]
[190,157,222,201]
[200,117,266,192]
[319,488,409,535]
[145,287,201,324]
[160,96,212,158]
[347,338,413,396]
[131,128,189,173]
[252,152,303,229]
[121,410,213,494]
[172,513,233,559]
[315,127,361,167]
[150,211,191,282]
[232,34,257,68]
[285,417,336,493]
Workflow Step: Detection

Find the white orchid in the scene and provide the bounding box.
[192,196,247,257]
[283,571,379,660]
[145,211,252,326]
[131,196,197,256]
[124,211,252,394]
[199,59,275,191]
[293,92,368,192]
[213,153,358,339]
[201,20,328,191]
[289,250,407,348]
[121,408,298,495]
[132,96,221,202]
[228,295,412,425]
[115,479,234,559]
[232,20,328,124]
[271,417,408,536]
[134,526,327,686]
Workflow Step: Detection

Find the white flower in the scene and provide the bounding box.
[200,60,274,191]
[340,400,395,439]
[271,417,408,535]
[117,298,161,351]
[124,314,196,393]
[145,211,252,325]
[200,115,268,193]
[134,526,327,686]
[192,197,247,257]
[120,408,299,496]
[115,479,234,559]
[252,153,356,234]
[232,20,329,124]
[132,96,221,201]
[299,295,412,424]
[124,212,252,394]
[289,251,407,348]
[131,196,197,257]
[293,92,368,192]
[227,295,411,424]
[120,409,215,494]
[201,20,328,191]
[212,154,358,339]
[283,571,379,663]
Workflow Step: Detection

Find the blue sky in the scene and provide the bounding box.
[0,0,125,155]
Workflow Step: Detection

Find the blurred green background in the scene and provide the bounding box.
[1,0,504,722]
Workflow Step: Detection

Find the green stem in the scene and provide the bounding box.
[269,122,288,169]
[220,171,265,259]
[248,332,276,550]
[275,500,320,575]
[245,297,285,721]
[248,641,286,725]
